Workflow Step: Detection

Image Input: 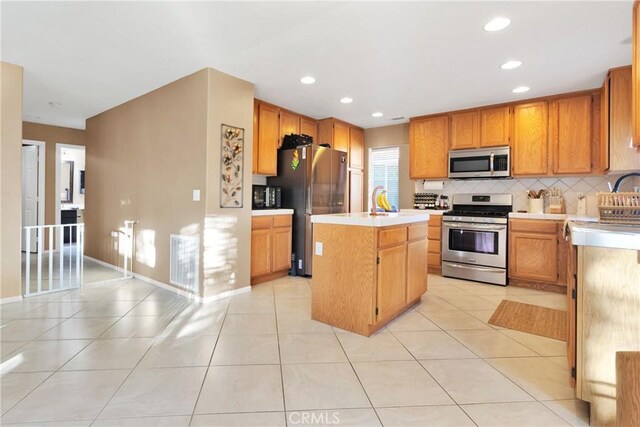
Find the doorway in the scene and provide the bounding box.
[55,144,85,242]
[21,140,45,252]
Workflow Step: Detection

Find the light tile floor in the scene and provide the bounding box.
[0,274,590,426]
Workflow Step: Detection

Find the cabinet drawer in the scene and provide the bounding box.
[427,253,441,267]
[273,215,292,228]
[428,216,442,227]
[378,227,407,248]
[252,216,272,230]
[428,226,442,241]
[428,239,441,254]
[408,224,427,241]
[510,219,557,234]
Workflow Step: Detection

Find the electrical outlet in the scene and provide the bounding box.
[192,189,200,201]
[315,242,323,256]
[298,259,303,270]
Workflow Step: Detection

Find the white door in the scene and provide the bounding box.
[22,145,39,252]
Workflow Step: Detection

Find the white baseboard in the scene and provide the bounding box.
[1,295,23,304]
[82,255,250,303]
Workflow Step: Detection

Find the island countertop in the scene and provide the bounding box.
[568,221,640,250]
[311,211,430,227]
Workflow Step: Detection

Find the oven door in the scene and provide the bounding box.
[442,221,507,268]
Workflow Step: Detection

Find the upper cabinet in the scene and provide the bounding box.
[603,67,639,171]
[450,111,479,150]
[279,110,300,144]
[254,101,280,176]
[480,106,511,147]
[349,127,365,169]
[549,95,592,174]
[409,115,449,179]
[633,1,640,147]
[513,102,549,176]
[300,116,317,142]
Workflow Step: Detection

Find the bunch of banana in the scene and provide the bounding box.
[377,191,393,212]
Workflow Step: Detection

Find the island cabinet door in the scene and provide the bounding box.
[376,244,408,320]
[407,239,428,301]
[251,228,272,277]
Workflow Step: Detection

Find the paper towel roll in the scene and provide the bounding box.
[423,181,444,191]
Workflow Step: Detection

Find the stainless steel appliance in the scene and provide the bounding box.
[252,185,281,209]
[441,194,512,285]
[267,145,348,276]
[448,146,511,179]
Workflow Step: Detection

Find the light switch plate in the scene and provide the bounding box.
[193,189,201,202]
[315,241,323,256]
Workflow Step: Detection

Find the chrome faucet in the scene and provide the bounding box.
[612,172,640,193]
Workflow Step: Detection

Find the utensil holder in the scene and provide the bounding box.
[529,198,544,214]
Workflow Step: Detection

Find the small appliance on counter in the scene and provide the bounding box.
[281,134,313,149]
[413,193,438,209]
[252,185,282,209]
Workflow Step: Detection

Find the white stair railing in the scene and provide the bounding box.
[23,223,84,297]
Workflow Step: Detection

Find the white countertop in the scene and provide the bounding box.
[311,212,430,227]
[568,221,640,250]
[401,209,448,216]
[252,209,294,216]
[509,212,598,221]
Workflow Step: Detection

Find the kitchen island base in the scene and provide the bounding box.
[311,215,429,336]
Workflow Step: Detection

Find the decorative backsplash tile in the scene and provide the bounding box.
[415,174,638,217]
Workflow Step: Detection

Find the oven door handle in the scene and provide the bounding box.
[442,222,506,231]
[444,262,505,273]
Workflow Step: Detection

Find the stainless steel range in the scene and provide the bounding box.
[441,194,512,286]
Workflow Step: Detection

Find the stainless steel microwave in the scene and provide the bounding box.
[448,146,511,179]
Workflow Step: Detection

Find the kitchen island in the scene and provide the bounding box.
[311,212,429,336]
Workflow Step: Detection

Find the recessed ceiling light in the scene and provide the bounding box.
[48,101,62,108]
[372,112,384,118]
[300,76,316,84]
[500,60,522,70]
[340,97,353,104]
[512,86,530,94]
[484,17,511,32]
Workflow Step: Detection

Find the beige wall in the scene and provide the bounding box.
[23,122,85,228]
[1,62,24,299]
[364,123,413,210]
[85,69,209,291]
[202,68,254,298]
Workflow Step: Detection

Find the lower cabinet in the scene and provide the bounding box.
[251,214,292,285]
[377,244,407,319]
[508,219,567,290]
[427,216,442,272]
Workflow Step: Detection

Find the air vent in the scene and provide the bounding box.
[391,116,406,121]
[170,234,199,291]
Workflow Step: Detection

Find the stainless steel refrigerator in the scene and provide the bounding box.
[267,145,348,276]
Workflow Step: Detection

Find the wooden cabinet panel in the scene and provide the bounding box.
[607,68,639,171]
[408,223,427,240]
[410,116,449,179]
[513,102,549,176]
[450,111,479,150]
[272,226,292,272]
[377,244,407,320]
[300,116,317,142]
[428,239,441,254]
[333,121,350,153]
[279,110,300,146]
[256,102,279,175]
[251,229,272,277]
[407,239,428,302]
[253,99,259,173]
[633,1,639,147]
[567,244,578,384]
[509,231,558,283]
[480,106,511,147]
[273,215,292,228]
[349,127,365,169]
[428,216,442,227]
[427,253,441,268]
[428,226,441,241]
[349,169,364,213]
[510,219,557,234]
[550,95,592,174]
[378,227,407,248]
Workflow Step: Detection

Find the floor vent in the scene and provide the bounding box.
[170,234,199,291]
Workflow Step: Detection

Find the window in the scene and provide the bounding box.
[369,147,400,210]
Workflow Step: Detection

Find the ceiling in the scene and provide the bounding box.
[1,1,633,130]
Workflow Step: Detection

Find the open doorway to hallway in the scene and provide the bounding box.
[21,140,45,252]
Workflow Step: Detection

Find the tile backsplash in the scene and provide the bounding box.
[415,175,638,217]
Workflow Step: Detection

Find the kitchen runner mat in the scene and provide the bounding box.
[488,299,566,341]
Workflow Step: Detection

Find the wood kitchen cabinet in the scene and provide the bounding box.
[312,220,428,336]
[349,127,364,169]
[633,1,639,147]
[508,219,567,291]
[550,95,592,174]
[349,169,364,213]
[427,215,442,273]
[279,110,300,144]
[253,100,280,175]
[603,67,639,171]
[300,116,317,142]
[251,214,292,285]
[450,111,479,150]
[512,102,549,176]
[409,115,449,179]
[480,106,511,147]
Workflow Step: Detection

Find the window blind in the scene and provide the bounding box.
[369,147,400,210]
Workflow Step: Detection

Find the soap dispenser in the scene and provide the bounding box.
[576,193,587,216]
